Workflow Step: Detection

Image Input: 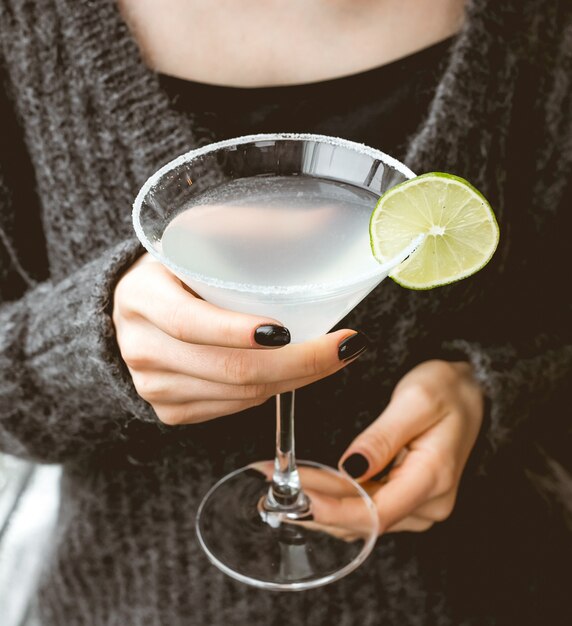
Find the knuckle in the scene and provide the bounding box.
[361,427,394,465]
[217,315,238,347]
[404,382,439,415]
[156,404,197,426]
[154,405,181,426]
[426,360,463,391]
[119,331,151,369]
[419,519,435,531]
[253,395,273,407]
[116,269,144,309]
[113,286,138,324]
[432,359,459,383]
[180,404,198,424]
[111,300,126,327]
[225,350,256,385]
[243,382,272,400]
[132,371,150,395]
[416,453,442,491]
[113,272,133,304]
[233,397,272,413]
[166,302,191,342]
[304,348,323,377]
[437,461,458,493]
[132,373,163,403]
[432,500,455,522]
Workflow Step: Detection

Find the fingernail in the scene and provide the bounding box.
[342,453,369,479]
[254,324,291,347]
[338,332,370,361]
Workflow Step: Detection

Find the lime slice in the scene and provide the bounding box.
[370,172,499,289]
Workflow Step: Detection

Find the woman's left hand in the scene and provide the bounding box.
[334,359,484,533]
[251,359,484,537]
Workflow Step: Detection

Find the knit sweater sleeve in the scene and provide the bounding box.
[0,231,159,463]
[0,78,158,463]
[0,34,163,463]
[443,333,571,464]
[436,205,571,467]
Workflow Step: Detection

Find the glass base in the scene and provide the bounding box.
[196,460,379,591]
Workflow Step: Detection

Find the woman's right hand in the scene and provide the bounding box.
[112,253,368,425]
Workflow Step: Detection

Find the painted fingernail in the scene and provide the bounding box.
[342,453,369,479]
[254,324,291,347]
[338,332,370,361]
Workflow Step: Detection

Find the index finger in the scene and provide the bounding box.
[129,261,290,348]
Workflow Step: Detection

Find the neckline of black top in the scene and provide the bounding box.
[158,36,455,106]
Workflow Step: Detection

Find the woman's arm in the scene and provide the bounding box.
[0,236,371,464]
[0,226,157,463]
[0,59,165,463]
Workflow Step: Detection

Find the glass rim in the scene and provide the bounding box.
[132,132,416,296]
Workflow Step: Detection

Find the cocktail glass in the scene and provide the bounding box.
[133,134,416,590]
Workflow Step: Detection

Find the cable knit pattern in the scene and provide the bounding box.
[0,0,570,624]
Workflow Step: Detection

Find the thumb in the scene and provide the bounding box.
[338,387,440,482]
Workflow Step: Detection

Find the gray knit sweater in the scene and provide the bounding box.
[0,0,571,624]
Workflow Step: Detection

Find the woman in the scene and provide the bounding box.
[0,0,570,624]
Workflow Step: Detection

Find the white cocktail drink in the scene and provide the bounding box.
[133,134,416,591]
[161,176,405,342]
[134,134,496,590]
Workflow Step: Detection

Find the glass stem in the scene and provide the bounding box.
[265,391,309,512]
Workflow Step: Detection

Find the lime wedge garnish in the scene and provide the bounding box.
[370,172,499,289]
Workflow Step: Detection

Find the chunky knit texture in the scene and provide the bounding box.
[0,0,571,624]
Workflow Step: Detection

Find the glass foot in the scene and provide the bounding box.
[196,460,379,591]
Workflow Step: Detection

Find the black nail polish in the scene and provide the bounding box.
[338,332,370,361]
[254,324,291,347]
[342,453,369,479]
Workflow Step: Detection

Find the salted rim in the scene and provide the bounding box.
[132,133,416,296]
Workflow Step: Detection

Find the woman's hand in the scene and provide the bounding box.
[291,360,484,537]
[337,360,484,533]
[112,253,368,425]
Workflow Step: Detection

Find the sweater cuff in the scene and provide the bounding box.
[440,336,572,475]
[23,238,156,424]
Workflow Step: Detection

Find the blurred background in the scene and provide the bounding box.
[0,455,60,626]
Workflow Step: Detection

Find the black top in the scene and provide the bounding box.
[159,38,453,161]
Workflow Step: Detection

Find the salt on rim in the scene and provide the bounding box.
[132,132,417,297]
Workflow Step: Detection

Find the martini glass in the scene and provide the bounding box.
[133,133,416,590]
